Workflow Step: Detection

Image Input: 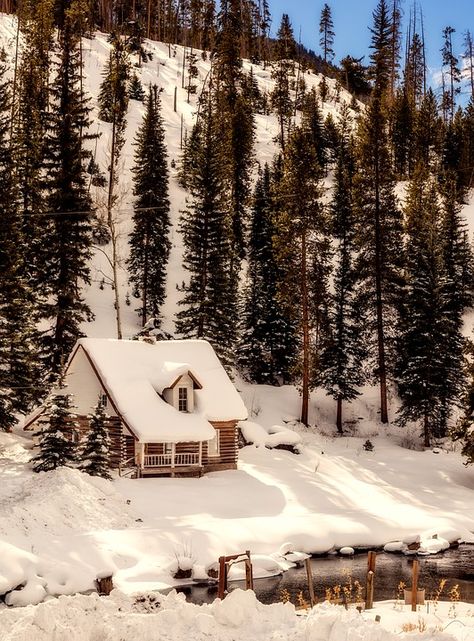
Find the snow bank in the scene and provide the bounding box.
[240,421,301,449]
[0,590,470,641]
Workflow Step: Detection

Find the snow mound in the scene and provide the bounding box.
[0,467,135,538]
[240,421,301,449]
[0,590,466,641]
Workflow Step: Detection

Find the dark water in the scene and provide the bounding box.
[173,545,474,605]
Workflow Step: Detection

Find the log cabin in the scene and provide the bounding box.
[25,338,248,477]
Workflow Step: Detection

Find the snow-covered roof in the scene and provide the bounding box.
[73,338,247,443]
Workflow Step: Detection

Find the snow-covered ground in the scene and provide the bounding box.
[1,588,473,641]
[0,13,473,632]
[1,413,473,607]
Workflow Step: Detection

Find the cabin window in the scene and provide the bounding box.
[99,393,108,409]
[208,432,220,457]
[178,387,188,412]
[164,443,172,455]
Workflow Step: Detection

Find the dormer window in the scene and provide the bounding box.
[178,387,188,412]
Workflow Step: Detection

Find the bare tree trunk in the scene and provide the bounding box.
[301,230,310,427]
[107,112,123,340]
[374,138,388,425]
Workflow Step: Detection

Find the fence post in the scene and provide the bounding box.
[304,557,315,607]
[365,551,377,610]
[218,556,226,600]
[411,559,419,612]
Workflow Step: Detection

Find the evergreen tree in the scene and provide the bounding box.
[320,130,366,433]
[0,53,41,430]
[453,338,474,465]
[98,35,130,123]
[239,164,297,384]
[271,14,296,149]
[128,72,145,101]
[319,3,335,66]
[273,124,326,425]
[176,94,237,366]
[128,86,171,326]
[369,0,393,94]
[441,26,461,123]
[32,380,79,472]
[414,89,443,170]
[396,168,447,446]
[391,88,415,178]
[436,175,473,433]
[80,401,112,479]
[354,92,404,424]
[40,5,95,376]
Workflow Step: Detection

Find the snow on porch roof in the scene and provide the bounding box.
[75,338,248,444]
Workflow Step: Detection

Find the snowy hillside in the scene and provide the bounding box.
[0,13,355,342]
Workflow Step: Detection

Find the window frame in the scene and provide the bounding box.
[178,387,188,412]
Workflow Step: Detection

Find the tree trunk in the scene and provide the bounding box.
[301,230,310,426]
[107,107,122,340]
[423,413,430,448]
[374,127,388,425]
[336,397,343,434]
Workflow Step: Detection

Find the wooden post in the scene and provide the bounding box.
[218,556,226,599]
[198,441,203,467]
[304,557,315,607]
[365,551,377,610]
[245,550,254,590]
[174,86,178,112]
[171,443,176,477]
[411,559,419,612]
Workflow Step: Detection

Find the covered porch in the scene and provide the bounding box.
[137,441,204,477]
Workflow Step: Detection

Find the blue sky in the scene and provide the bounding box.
[268,0,474,94]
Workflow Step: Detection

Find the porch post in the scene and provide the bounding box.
[198,441,202,467]
[137,442,145,470]
[171,443,176,477]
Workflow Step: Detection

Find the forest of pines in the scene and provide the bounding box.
[0,0,474,465]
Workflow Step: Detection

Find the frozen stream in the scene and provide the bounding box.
[173,545,474,605]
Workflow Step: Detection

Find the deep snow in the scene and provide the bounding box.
[0,588,473,641]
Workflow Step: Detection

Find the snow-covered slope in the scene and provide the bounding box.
[0,13,355,341]
[1,427,473,606]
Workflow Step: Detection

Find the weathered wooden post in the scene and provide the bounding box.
[218,556,226,600]
[174,86,177,113]
[411,559,419,612]
[365,551,377,610]
[304,557,315,607]
[245,550,254,591]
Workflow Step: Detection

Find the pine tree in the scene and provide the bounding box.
[176,94,237,366]
[273,124,326,425]
[436,174,473,434]
[98,35,130,123]
[271,13,296,149]
[32,380,79,472]
[320,129,366,433]
[80,401,112,479]
[128,72,145,101]
[354,92,404,424]
[369,0,393,95]
[239,164,297,384]
[40,5,95,376]
[319,3,335,66]
[441,26,461,123]
[128,86,171,326]
[0,53,40,430]
[414,88,443,170]
[396,167,447,446]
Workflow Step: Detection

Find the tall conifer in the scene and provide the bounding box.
[128,86,171,326]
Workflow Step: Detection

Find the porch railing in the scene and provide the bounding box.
[144,452,200,468]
